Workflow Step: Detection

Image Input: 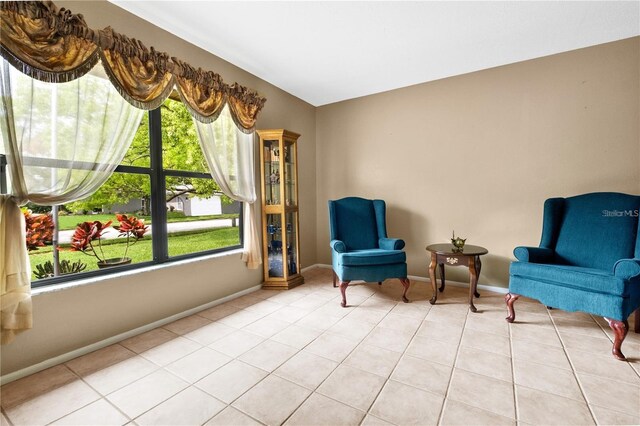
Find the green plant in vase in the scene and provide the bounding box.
[113,214,149,260]
[65,214,148,268]
[451,230,466,252]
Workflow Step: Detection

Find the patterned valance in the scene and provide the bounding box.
[0,1,266,131]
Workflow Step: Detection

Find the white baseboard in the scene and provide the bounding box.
[0,284,262,385]
[306,264,508,294]
[301,264,331,272]
[407,274,509,294]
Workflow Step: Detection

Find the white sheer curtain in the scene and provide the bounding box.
[0,59,143,343]
[194,105,261,269]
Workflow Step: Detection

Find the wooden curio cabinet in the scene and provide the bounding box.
[258,129,304,289]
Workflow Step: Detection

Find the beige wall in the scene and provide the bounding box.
[316,37,640,288]
[1,1,317,376]
[2,3,638,377]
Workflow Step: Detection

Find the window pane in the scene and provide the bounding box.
[65,171,151,215]
[161,98,210,173]
[28,174,153,281]
[121,112,151,167]
[166,176,241,257]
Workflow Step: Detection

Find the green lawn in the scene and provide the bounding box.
[56,212,239,231]
[29,227,240,280]
[167,228,240,257]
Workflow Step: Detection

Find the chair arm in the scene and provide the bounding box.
[513,246,554,263]
[330,239,347,253]
[379,238,405,250]
[613,259,640,279]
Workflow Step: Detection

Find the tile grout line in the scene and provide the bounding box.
[277,309,376,423]
[226,286,382,425]
[589,313,640,380]
[162,344,241,425]
[508,309,519,425]
[288,284,406,425]
[34,366,109,426]
[1,407,14,426]
[0,283,472,425]
[548,309,599,425]
[355,293,433,425]
[435,302,472,426]
[5,277,311,425]
[287,282,418,424]
[506,301,570,422]
[3,360,133,425]
[74,370,134,425]
[98,335,221,422]
[217,318,326,423]
[196,292,322,425]
[76,297,281,425]
[9,271,634,425]
[268,280,429,425]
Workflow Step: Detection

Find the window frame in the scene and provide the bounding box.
[2,107,244,289]
[0,153,7,194]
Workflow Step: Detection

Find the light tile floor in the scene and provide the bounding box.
[1,267,639,425]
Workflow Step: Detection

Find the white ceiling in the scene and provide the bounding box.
[111,1,639,106]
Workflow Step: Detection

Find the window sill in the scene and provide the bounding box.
[31,248,245,296]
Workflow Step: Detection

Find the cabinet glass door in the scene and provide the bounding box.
[263,139,281,206]
[285,212,299,275]
[283,140,297,207]
[265,213,284,278]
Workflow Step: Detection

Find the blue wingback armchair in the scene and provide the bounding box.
[506,192,640,360]
[328,197,410,307]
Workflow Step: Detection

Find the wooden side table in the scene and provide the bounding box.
[426,244,489,313]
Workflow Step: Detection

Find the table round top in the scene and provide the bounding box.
[426,243,488,256]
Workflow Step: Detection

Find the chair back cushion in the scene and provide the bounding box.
[554,193,639,270]
[328,197,380,250]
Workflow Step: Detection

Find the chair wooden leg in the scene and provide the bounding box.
[634,308,640,333]
[378,281,382,285]
[332,270,337,288]
[505,293,520,323]
[605,317,629,361]
[339,281,350,307]
[399,278,410,303]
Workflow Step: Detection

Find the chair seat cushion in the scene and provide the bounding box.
[338,249,406,266]
[510,262,628,297]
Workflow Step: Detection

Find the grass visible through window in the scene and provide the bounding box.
[28,227,240,280]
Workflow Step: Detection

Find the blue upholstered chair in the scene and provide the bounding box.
[506,192,640,360]
[328,197,410,307]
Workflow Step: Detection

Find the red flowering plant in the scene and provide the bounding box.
[68,220,113,263]
[113,214,149,259]
[23,209,54,251]
[66,214,148,263]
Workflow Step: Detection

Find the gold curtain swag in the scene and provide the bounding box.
[175,59,227,124]
[0,1,266,131]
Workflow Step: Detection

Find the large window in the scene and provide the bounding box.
[1,97,242,287]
